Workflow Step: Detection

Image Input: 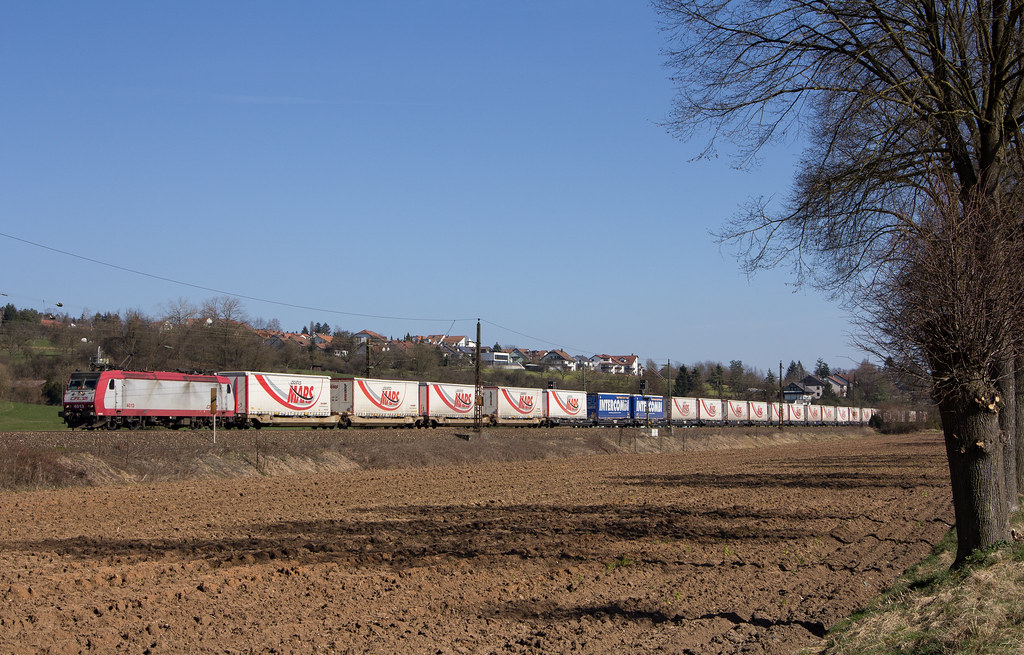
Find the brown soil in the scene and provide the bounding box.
[0,428,952,653]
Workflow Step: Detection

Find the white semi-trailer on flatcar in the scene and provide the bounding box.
[218,371,333,428]
[482,385,543,425]
[543,389,588,426]
[331,377,420,427]
[418,381,476,427]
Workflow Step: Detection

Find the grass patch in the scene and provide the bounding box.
[0,401,66,431]
[812,511,1024,654]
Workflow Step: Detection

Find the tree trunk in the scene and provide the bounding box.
[997,357,1018,511]
[938,387,1009,567]
[1016,353,1024,501]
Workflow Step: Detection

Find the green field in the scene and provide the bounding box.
[0,401,66,431]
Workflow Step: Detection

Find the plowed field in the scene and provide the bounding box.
[0,429,951,654]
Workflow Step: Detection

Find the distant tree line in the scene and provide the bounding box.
[0,298,915,409]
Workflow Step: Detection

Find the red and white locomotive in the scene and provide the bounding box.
[60,370,233,430]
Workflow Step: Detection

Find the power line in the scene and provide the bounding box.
[0,231,474,324]
[481,319,605,357]
[2,231,651,360]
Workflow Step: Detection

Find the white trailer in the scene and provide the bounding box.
[786,404,806,424]
[806,405,822,423]
[482,386,543,425]
[698,398,723,423]
[419,381,476,427]
[219,371,334,427]
[332,377,420,427]
[670,397,699,424]
[837,406,851,424]
[748,401,769,423]
[726,400,748,423]
[543,389,588,425]
[769,402,784,423]
[822,405,837,423]
[850,407,862,423]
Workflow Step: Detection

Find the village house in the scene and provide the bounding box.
[783,382,816,404]
[590,354,642,376]
[825,374,850,397]
[542,349,577,371]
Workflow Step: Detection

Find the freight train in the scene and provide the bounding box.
[60,369,877,430]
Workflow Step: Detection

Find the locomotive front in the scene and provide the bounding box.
[59,371,103,429]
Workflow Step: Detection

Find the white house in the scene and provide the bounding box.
[542,349,577,371]
[590,354,642,376]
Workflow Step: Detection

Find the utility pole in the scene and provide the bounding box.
[666,358,673,435]
[778,360,784,430]
[474,319,482,435]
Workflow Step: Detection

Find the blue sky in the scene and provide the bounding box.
[0,2,863,374]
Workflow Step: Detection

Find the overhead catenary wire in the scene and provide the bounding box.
[2,231,645,359]
[0,231,475,323]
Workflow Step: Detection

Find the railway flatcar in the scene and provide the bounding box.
[543,389,589,426]
[698,398,724,424]
[587,392,631,425]
[631,394,665,425]
[786,404,807,424]
[725,399,749,424]
[332,377,420,427]
[219,371,334,428]
[418,381,476,427]
[482,385,543,425]
[60,370,233,430]
[669,396,699,425]
[748,401,769,423]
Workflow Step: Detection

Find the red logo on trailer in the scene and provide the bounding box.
[674,399,693,415]
[287,385,315,404]
[700,399,718,417]
[433,384,473,413]
[550,391,581,415]
[256,375,321,411]
[751,405,764,418]
[357,380,403,411]
[502,389,535,414]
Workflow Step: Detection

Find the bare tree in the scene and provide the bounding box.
[656,0,1024,564]
[161,297,199,327]
[853,178,1024,559]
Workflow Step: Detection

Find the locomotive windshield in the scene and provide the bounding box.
[67,372,100,390]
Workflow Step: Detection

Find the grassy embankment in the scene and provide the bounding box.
[0,401,64,431]
[811,510,1024,654]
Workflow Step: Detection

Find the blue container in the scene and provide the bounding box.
[630,394,665,422]
[587,392,631,423]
